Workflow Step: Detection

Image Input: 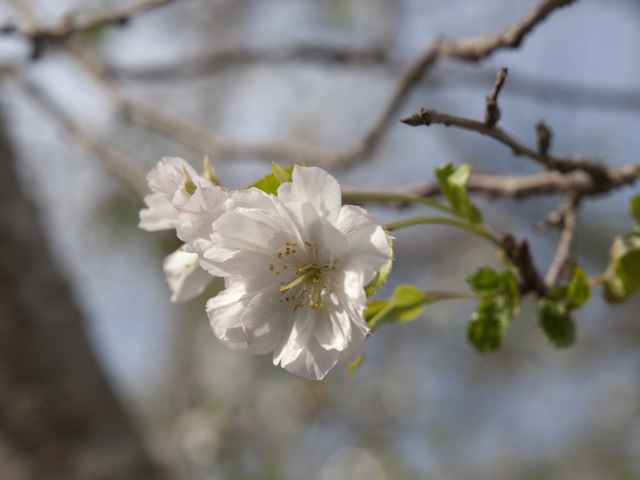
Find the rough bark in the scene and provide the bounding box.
[0,108,163,480]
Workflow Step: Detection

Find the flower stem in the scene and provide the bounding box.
[384,216,502,248]
[341,191,456,216]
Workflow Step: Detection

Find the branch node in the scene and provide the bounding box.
[535,120,553,156]
[484,67,508,127]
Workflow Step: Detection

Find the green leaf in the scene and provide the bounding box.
[603,233,640,303]
[467,302,508,353]
[466,267,520,353]
[364,237,393,297]
[631,193,640,225]
[364,285,473,329]
[566,266,591,309]
[248,164,295,195]
[435,163,483,224]
[538,299,576,348]
[272,162,293,184]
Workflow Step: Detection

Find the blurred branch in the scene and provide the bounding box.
[544,192,580,286]
[113,44,390,80]
[3,0,175,59]
[9,70,149,197]
[438,0,576,61]
[17,0,574,168]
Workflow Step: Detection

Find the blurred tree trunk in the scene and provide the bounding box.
[0,109,163,480]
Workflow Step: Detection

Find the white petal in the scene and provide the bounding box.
[276,334,339,380]
[139,157,200,231]
[336,204,391,280]
[313,306,352,351]
[176,180,227,247]
[277,166,342,223]
[207,277,288,353]
[162,249,213,302]
[202,208,298,276]
[139,193,178,231]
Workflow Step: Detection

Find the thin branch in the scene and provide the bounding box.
[439,0,577,61]
[485,67,509,127]
[400,108,616,190]
[4,0,175,58]
[346,164,640,204]
[66,0,575,168]
[13,72,149,197]
[544,193,580,286]
[114,45,389,80]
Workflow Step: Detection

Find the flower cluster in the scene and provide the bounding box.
[140,157,391,380]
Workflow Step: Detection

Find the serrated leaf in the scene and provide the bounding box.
[603,233,640,303]
[466,267,520,353]
[467,303,507,353]
[631,193,640,225]
[538,299,576,348]
[435,163,483,224]
[248,164,295,195]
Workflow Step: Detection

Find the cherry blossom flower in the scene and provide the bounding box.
[139,157,226,302]
[202,166,391,380]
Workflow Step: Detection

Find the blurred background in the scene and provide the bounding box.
[1,0,640,479]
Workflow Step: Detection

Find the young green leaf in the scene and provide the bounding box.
[466,267,520,353]
[566,266,591,309]
[538,299,576,348]
[467,302,509,353]
[248,163,295,195]
[364,285,473,329]
[603,233,640,303]
[435,163,483,224]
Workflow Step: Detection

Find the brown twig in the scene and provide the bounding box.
[485,67,509,127]
[501,233,548,297]
[400,108,614,185]
[536,120,553,156]
[544,193,580,287]
[438,0,577,61]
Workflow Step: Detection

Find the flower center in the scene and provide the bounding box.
[269,241,335,310]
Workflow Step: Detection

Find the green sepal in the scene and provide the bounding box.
[346,354,364,375]
[203,155,220,185]
[272,162,293,184]
[466,267,520,353]
[603,233,640,303]
[364,284,473,330]
[435,163,483,224]
[538,299,576,348]
[182,166,197,195]
[248,163,295,195]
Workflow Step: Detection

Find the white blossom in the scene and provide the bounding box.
[202,166,391,380]
[139,157,226,302]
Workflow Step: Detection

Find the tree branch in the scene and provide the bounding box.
[544,193,580,286]
[3,0,175,59]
